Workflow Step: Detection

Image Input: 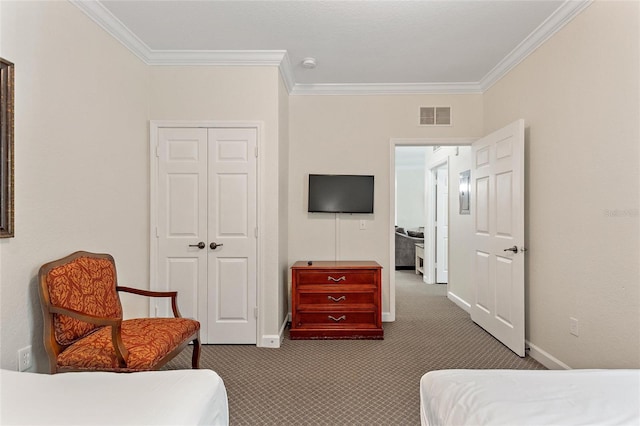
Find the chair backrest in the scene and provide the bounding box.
[39,251,123,346]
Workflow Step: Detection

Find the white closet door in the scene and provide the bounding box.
[156,127,257,344]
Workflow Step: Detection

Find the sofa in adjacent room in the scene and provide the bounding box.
[395,227,424,269]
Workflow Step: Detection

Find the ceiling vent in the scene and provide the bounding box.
[420,106,451,126]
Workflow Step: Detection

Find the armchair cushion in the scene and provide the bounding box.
[57,317,200,371]
[46,256,122,346]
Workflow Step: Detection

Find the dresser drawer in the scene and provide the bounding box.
[297,290,375,307]
[295,270,377,285]
[294,311,378,328]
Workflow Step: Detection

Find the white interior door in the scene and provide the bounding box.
[471,119,525,357]
[436,166,449,283]
[157,128,209,334]
[207,128,257,344]
[156,127,257,345]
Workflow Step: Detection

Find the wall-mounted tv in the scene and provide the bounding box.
[308,174,374,214]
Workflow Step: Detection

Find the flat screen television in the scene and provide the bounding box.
[308,174,374,214]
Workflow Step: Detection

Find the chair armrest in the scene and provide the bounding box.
[116,286,182,318]
[48,306,129,367]
[49,305,121,327]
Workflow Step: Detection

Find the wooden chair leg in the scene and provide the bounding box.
[191,337,201,369]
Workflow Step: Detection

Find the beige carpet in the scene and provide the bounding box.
[166,270,545,425]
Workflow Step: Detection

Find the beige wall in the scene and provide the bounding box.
[0,0,150,371]
[288,94,483,314]
[484,0,640,368]
[148,65,287,344]
[2,0,636,372]
[278,74,290,336]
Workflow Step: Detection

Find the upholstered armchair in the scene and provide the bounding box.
[38,251,200,373]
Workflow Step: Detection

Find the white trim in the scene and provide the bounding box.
[447,291,471,313]
[71,0,591,95]
[389,138,475,325]
[145,50,287,66]
[526,341,572,370]
[426,158,449,285]
[261,317,287,348]
[480,0,593,91]
[70,0,151,63]
[149,120,265,346]
[291,82,483,96]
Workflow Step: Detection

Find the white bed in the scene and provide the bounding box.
[420,369,640,426]
[0,369,228,425]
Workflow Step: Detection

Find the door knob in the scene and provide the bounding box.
[188,242,206,249]
[210,242,224,249]
[503,246,518,253]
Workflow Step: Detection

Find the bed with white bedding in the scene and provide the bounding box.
[0,369,228,425]
[420,369,640,426]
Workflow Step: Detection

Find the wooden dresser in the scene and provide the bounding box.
[290,261,383,339]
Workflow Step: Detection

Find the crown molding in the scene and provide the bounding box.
[70,0,151,63]
[72,0,592,96]
[290,82,483,96]
[145,50,287,66]
[480,0,593,91]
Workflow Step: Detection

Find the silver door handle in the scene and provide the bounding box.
[503,246,518,253]
[327,296,346,302]
[327,276,346,282]
[189,242,206,249]
[328,315,346,322]
[210,242,224,249]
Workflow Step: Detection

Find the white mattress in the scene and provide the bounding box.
[420,369,640,426]
[0,369,228,425]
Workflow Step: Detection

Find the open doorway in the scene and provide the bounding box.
[388,139,474,322]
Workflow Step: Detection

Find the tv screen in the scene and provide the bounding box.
[308,174,374,213]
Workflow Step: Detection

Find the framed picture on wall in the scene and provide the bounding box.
[459,170,470,215]
[0,57,14,238]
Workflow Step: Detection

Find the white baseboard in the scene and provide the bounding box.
[526,341,571,370]
[447,291,470,313]
[382,312,394,322]
[260,317,288,348]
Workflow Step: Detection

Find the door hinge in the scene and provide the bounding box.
[254,307,258,319]
[155,145,160,157]
[254,227,258,238]
[255,146,258,158]
[155,226,159,238]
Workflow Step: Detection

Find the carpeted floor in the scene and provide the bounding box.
[166,270,545,425]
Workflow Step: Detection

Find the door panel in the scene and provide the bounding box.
[207,128,257,344]
[166,258,200,320]
[157,128,208,333]
[471,119,525,357]
[217,258,249,319]
[436,166,449,283]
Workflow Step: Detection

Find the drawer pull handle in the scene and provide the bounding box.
[327,276,346,282]
[328,315,346,322]
[327,295,346,302]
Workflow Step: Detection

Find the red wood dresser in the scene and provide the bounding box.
[290,261,383,339]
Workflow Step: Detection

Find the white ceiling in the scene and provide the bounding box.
[76,0,591,94]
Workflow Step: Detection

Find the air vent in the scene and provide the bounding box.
[419,106,451,126]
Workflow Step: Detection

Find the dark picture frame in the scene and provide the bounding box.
[0,58,14,238]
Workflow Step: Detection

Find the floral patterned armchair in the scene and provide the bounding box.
[38,251,200,373]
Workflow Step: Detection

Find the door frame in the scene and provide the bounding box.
[388,138,475,322]
[425,158,449,285]
[150,120,264,345]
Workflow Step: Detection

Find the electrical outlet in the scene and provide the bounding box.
[569,317,579,337]
[18,346,32,371]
